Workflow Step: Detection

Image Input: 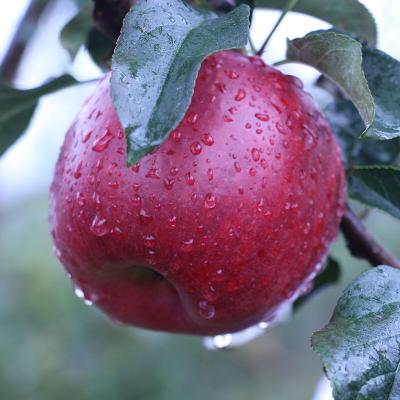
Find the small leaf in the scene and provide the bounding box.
[256,0,377,45]
[294,257,341,311]
[286,31,375,136]
[0,75,79,157]
[363,48,400,140]
[312,265,400,400]
[348,166,400,220]
[111,0,250,165]
[325,100,400,166]
[60,4,93,59]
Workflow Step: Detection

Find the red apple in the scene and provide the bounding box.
[50,50,345,335]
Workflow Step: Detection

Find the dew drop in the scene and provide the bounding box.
[198,300,215,319]
[185,172,195,185]
[90,215,109,237]
[201,133,214,146]
[186,112,198,125]
[146,168,160,179]
[204,193,216,209]
[82,130,92,143]
[181,238,194,252]
[249,168,257,177]
[255,113,270,122]
[170,166,179,175]
[172,130,182,142]
[207,168,214,181]
[234,162,242,173]
[167,215,177,229]
[92,129,113,152]
[190,142,202,155]
[225,69,239,79]
[245,122,252,129]
[235,88,246,101]
[251,148,260,161]
[143,234,156,248]
[164,177,175,190]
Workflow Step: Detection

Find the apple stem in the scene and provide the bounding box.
[341,203,400,269]
[256,0,299,57]
[248,36,257,54]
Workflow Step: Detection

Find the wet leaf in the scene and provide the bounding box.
[363,48,400,140]
[348,166,400,220]
[256,0,376,45]
[286,31,375,136]
[111,0,250,165]
[325,100,400,166]
[0,75,79,157]
[60,4,93,59]
[312,265,400,400]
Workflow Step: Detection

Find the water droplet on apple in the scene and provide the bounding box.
[201,133,214,146]
[235,88,246,101]
[234,162,241,172]
[146,168,160,179]
[185,172,195,186]
[181,238,194,252]
[249,168,256,177]
[207,168,213,181]
[82,130,92,143]
[251,148,260,162]
[186,112,198,125]
[204,193,216,209]
[92,129,113,152]
[167,215,177,229]
[172,130,181,142]
[163,177,175,190]
[90,215,109,237]
[143,234,156,248]
[198,300,215,319]
[255,113,269,122]
[190,142,202,155]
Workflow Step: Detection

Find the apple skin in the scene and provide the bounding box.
[50,50,345,335]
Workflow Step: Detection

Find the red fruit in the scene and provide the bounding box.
[49,50,345,335]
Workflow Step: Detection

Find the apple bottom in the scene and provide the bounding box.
[70,252,326,336]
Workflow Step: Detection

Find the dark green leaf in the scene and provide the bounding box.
[325,100,400,166]
[86,28,114,69]
[348,166,400,220]
[312,265,400,400]
[363,48,400,140]
[255,0,377,45]
[286,31,375,136]
[60,4,93,59]
[0,75,79,157]
[111,0,250,165]
[294,257,341,311]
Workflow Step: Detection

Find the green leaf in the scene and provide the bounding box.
[0,75,79,157]
[255,0,377,45]
[363,48,400,140]
[286,31,375,137]
[60,4,93,59]
[325,100,400,166]
[312,265,400,400]
[348,166,400,220]
[111,0,250,165]
[294,257,341,311]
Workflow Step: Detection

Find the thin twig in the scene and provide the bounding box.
[0,0,49,82]
[256,0,299,56]
[341,203,400,269]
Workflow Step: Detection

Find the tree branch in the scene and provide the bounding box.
[0,0,49,82]
[340,203,400,269]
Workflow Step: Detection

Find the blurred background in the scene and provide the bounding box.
[1,1,399,399]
